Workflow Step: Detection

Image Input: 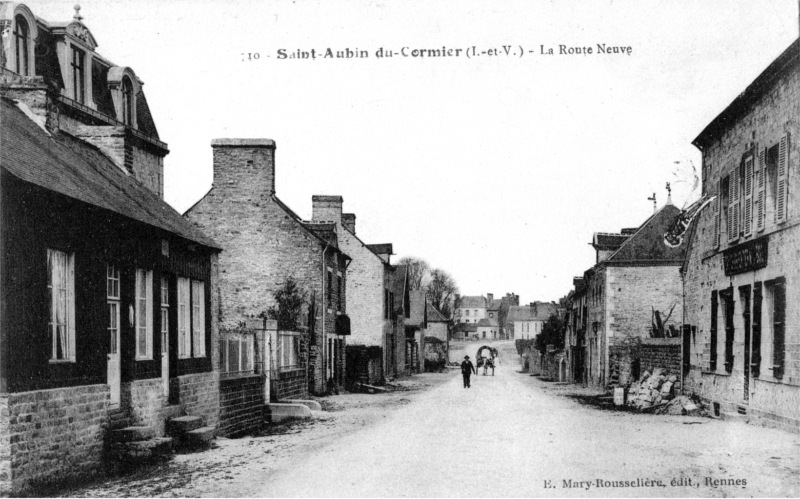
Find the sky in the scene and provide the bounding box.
[22,0,800,304]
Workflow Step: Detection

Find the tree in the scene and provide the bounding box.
[534,313,565,354]
[262,276,308,331]
[396,256,430,290]
[426,268,458,318]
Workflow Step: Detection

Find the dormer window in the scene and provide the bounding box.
[121,76,133,125]
[13,15,30,76]
[71,46,86,103]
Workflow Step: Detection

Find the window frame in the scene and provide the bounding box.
[70,45,86,104]
[177,277,191,359]
[48,249,76,363]
[107,264,121,357]
[220,332,255,377]
[135,269,154,360]
[13,15,30,76]
[191,280,206,358]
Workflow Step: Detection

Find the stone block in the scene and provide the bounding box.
[110,426,156,443]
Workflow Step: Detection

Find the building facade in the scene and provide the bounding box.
[682,39,799,430]
[0,3,220,492]
[184,139,350,401]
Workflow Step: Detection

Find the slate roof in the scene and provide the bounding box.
[454,323,478,333]
[506,302,556,323]
[487,299,503,311]
[592,232,629,251]
[0,98,218,249]
[458,296,486,309]
[427,302,448,322]
[366,243,393,256]
[605,204,685,263]
[301,221,339,247]
[476,318,499,328]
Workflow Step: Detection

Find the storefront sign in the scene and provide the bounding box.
[723,236,768,276]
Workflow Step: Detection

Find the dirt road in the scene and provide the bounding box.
[262,342,798,497]
[60,341,799,497]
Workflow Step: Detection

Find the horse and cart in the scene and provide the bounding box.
[475,345,498,376]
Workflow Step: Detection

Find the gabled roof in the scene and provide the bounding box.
[366,243,393,256]
[604,203,685,264]
[458,296,486,309]
[426,301,448,322]
[454,323,478,333]
[476,318,499,328]
[0,98,218,249]
[487,299,502,311]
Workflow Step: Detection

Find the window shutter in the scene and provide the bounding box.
[776,134,789,223]
[713,179,721,248]
[772,279,785,379]
[743,155,754,236]
[709,290,718,371]
[751,282,762,378]
[756,147,766,232]
[728,165,740,242]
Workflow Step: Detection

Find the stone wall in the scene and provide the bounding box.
[346,345,383,385]
[608,337,682,390]
[0,384,110,495]
[177,371,219,428]
[219,375,264,437]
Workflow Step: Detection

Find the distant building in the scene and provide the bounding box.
[455,295,487,324]
[507,302,557,340]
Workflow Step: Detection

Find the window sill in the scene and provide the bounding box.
[135,356,154,361]
[701,370,731,377]
[49,359,76,364]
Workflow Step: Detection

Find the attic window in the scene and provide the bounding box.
[13,15,30,76]
[121,76,134,126]
[71,46,86,103]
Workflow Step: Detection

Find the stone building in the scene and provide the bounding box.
[0,3,220,492]
[507,302,557,340]
[454,295,487,324]
[184,140,350,404]
[309,197,398,383]
[476,318,500,340]
[682,39,799,431]
[578,202,685,388]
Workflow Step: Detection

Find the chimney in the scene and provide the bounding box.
[487,293,494,303]
[312,195,344,224]
[342,213,356,233]
[211,138,276,197]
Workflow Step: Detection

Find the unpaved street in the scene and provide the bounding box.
[61,341,799,498]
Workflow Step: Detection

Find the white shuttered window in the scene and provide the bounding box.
[191,280,206,357]
[135,269,153,359]
[177,277,191,358]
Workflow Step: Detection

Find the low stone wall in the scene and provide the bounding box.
[424,339,447,372]
[608,336,682,390]
[0,384,110,495]
[177,371,220,428]
[272,369,307,400]
[219,375,265,437]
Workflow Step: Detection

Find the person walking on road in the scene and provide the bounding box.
[461,355,476,388]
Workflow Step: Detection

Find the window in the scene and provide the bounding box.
[742,154,754,237]
[48,249,75,362]
[709,290,718,371]
[107,264,121,356]
[337,273,343,312]
[720,176,730,244]
[177,277,191,358]
[220,332,254,377]
[160,275,169,355]
[327,268,333,304]
[121,76,134,126]
[775,136,789,224]
[13,15,29,76]
[721,289,734,373]
[278,331,301,371]
[770,278,786,379]
[70,46,86,103]
[465,310,470,317]
[752,283,762,378]
[489,312,494,318]
[191,280,206,357]
[135,269,153,359]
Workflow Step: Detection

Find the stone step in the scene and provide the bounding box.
[278,399,322,411]
[266,403,312,423]
[109,436,173,462]
[182,426,216,448]
[107,409,132,431]
[110,426,156,443]
[168,415,204,434]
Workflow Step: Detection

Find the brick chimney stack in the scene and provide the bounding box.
[211,139,276,196]
[342,213,356,233]
[312,195,344,224]
[487,293,493,303]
